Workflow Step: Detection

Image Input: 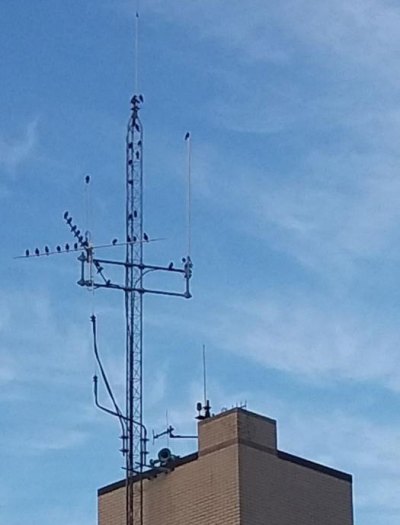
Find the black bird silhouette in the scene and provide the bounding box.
[63,211,69,220]
[67,217,73,225]
[65,244,70,251]
[134,210,138,218]
[85,175,90,184]
[44,246,50,255]
[112,238,118,245]
[168,262,174,270]
[25,249,30,257]
[78,235,84,244]
[127,236,131,243]
[56,246,61,252]
[139,94,144,103]
[143,233,149,242]
[184,132,190,140]
[133,236,137,242]
[71,225,77,233]
[35,248,40,256]
[76,230,81,237]
[74,242,78,250]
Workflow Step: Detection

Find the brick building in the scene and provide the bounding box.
[98,408,354,524]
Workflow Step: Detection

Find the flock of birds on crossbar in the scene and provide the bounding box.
[18,210,152,259]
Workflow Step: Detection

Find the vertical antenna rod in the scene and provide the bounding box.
[134,10,140,94]
[185,132,192,257]
[202,344,207,407]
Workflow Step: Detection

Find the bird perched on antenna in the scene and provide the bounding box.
[143,233,149,242]
[45,246,50,255]
[184,132,190,141]
[112,238,118,245]
[85,175,90,184]
[35,248,40,256]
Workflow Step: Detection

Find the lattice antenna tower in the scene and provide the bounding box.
[69,98,193,525]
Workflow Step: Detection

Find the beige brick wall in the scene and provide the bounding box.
[99,433,240,525]
[98,409,353,525]
[239,444,353,525]
[198,409,277,454]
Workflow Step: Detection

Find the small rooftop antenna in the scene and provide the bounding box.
[195,344,211,421]
[202,343,207,407]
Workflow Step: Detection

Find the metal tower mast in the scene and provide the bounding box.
[67,94,193,525]
[125,94,144,525]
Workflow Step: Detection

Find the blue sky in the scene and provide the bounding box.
[2,0,400,523]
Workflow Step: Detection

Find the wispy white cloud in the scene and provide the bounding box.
[210,294,400,389]
[28,429,88,452]
[144,0,400,73]
[0,118,39,173]
[0,289,91,387]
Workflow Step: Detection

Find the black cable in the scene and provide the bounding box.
[91,314,126,435]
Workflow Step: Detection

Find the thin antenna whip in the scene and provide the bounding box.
[185,132,192,257]
[202,344,207,407]
[84,174,95,314]
[134,8,140,93]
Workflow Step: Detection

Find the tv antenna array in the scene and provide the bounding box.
[41,94,191,525]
